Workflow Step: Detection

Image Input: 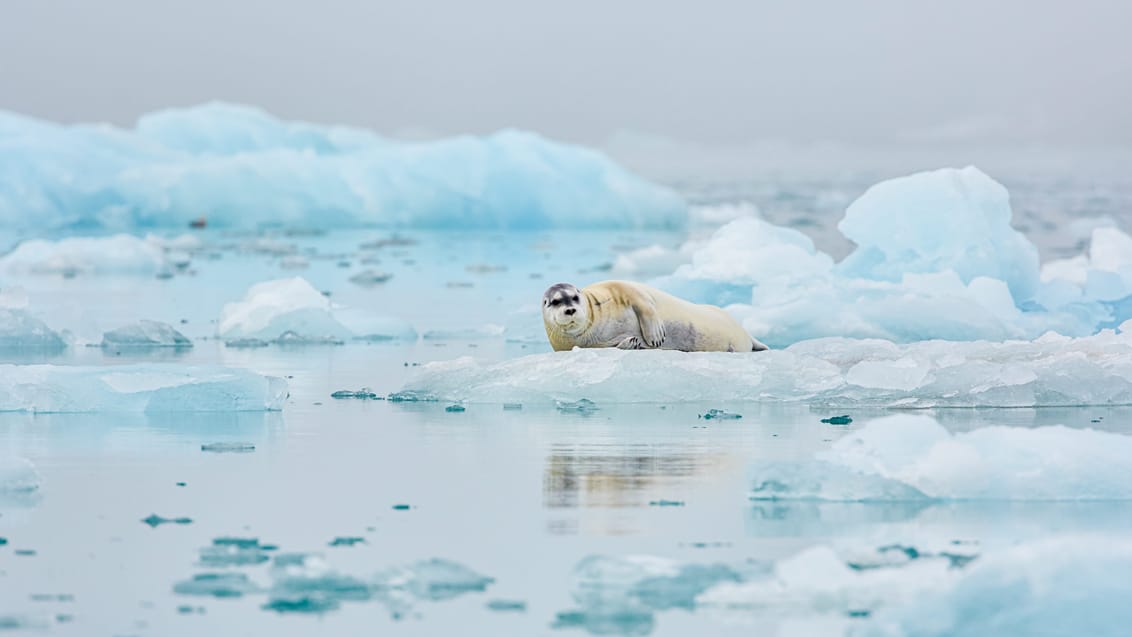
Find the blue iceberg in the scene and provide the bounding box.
[0,103,686,234]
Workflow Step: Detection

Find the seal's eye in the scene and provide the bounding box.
[550,299,561,306]
[572,295,579,302]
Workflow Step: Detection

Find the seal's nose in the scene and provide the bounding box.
[564,308,576,316]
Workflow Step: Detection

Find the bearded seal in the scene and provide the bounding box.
[541,280,768,352]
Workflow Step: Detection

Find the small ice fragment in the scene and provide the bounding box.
[392,504,412,511]
[200,442,255,453]
[348,269,393,287]
[176,605,205,614]
[329,537,367,547]
[0,538,7,545]
[649,500,686,507]
[142,514,193,528]
[502,403,523,411]
[223,338,270,348]
[173,573,260,598]
[821,415,853,425]
[445,404,466,412]
[199,537,277,567]
[700,409,741,420]
[263,553,372,614]
[556,398,599,414]
[486,599,527,612]
[101,320,193,349]
[330,389,380,400]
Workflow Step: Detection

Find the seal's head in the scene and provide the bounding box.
[542,283,588,334]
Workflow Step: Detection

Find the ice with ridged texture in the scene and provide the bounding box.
[0,308,66,352]
[400,326,1132,406]
[0,103,686,233]
[0,456,39,493]
[655,168,1132,346]
[218,277,350,342]
[0,234,167,276]
[101,320,192,348]
[749,415,1132,501]
[862,536,1132,637]
[0,364,286,412]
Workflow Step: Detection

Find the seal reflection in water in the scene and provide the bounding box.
[542,280,768,353]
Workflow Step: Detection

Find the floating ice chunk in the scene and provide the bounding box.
[199,537,277,567]
[374,558,494,602]
[672,216,833,287]
[264,553,372,613]
[0,308,66,352]
[750,415,1132,501]
[218,277,350,342]
[836,166,1040,301]
[0,456,39,493]
[0,103,685,232]
[0,364,286,412]
[347,269,393,287]
[101,320,192,349]
[173,572,262,598]
[201,442,256,453]
[402,328,1132,406]
[865,536,1132,637]
[421,323,505,340]
[141,514,193,527]
[0,234,166,276]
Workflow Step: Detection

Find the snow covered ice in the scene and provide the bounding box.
[749,414,1132,501]
[401,326,1132,406]
[0,103,686,234]
[0,364,286,412]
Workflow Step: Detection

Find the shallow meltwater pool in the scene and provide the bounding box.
[1,228,1132,636]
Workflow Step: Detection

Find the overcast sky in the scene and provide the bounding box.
[1,0,1129,149]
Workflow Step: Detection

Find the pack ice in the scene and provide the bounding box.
[0,364,286,412]
[218,277,415,344]
[653,167,1132,346]
[0,103,685,233]
[749,415,1132,501]
[401,325,1132,407]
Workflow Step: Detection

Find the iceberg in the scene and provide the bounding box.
[101,320,192,349]
[400,327,1132,406]
[749,415,1132,501]
[654,167,1132,346]
[0,103,686,234]
[218,277,351,343]
[0,308,66,352]
[0,364,286,412]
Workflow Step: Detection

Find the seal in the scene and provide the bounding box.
[542,280,769,352]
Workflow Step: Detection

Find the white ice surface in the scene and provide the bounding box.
[401,327,1132,407]
[749,415,1132,501]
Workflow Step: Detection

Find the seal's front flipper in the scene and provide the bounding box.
[632,302,666,348]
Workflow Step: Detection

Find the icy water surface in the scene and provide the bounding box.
[1,228,1131,636]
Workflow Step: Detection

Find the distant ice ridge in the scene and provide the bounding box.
[0,364,286,412]
[0,103,686,233]
[401,325,1132,406]
[652,167,1132,346]
[219,277,416,344]
[0,234,197,276]
[750,415,1132,501]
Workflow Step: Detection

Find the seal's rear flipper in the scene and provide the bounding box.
[752,338,769,352]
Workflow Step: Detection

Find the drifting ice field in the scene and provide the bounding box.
[1,105,1132,636]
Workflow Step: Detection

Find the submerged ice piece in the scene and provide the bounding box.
[0,364,286,412]
[101,320,192,348]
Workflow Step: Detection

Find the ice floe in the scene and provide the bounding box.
[101,320,192,349]
[0,103,685,233]
[400,326,1132,407]
[0,456,39,494]
[0,308,66,352]
[0,364,286,412]
[0,234,167,276]
[749,415,1132,501]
